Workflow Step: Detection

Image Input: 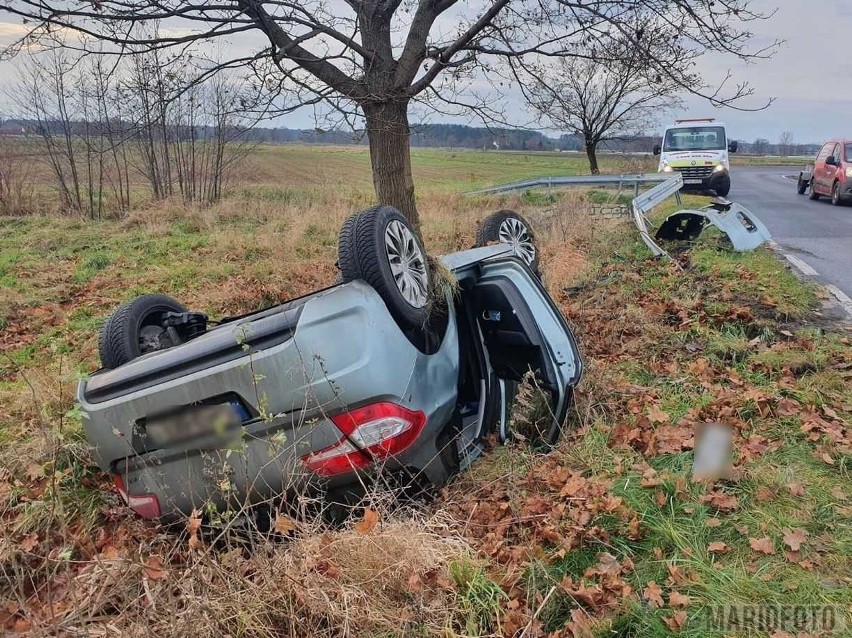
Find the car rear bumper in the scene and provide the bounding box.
[79,281,461,521]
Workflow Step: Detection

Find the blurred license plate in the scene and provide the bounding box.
[144,403,242,447]
[684,178,703,185]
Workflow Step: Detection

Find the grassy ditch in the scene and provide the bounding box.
[1,182,850,636]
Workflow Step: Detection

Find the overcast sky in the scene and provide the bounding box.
[0,1,848,145]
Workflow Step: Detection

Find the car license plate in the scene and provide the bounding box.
[684,178,703,185]
[143,402,243,448]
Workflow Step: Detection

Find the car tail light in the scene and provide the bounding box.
[112,473,161,519]
[300,402,426,476]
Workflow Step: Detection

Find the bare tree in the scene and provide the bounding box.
[779,131,794,157]
[0,0,779,226]
[521,26,684,174]
[0,137,35,215]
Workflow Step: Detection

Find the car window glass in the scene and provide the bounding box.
[664,126,727,152]
[846,143,852,163]
[817,143,833,161]
[831,144,840,162]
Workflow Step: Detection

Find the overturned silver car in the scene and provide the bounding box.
[79,207,582,522]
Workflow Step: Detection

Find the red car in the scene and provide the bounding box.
[798,139,852,205]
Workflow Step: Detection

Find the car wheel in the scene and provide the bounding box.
[475,210,540,274]
[99,294,188,369]
[797,176,808,195]
[831,182,842,206]
[338,205,431,330]
[809,181,820,200]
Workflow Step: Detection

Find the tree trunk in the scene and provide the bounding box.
[363,100,419,227]
[585,141,600,175]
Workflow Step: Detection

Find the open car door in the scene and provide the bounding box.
[473,258,583,443]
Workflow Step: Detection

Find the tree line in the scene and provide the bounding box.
[0,0,779,228]
[0,44,263,218]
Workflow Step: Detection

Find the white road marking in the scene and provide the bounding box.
[825,285,852,318]
[782,253,820,277]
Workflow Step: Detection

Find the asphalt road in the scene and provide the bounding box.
[730,166,852,304]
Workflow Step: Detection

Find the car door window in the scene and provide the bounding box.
[817,143,833,162]
[830,144,841,166]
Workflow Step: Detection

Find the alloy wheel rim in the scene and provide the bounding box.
[498,217,536,266]
[384,220,429,308]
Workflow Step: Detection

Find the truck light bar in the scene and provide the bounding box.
[674,118,716,124]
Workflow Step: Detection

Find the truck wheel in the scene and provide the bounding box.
[338,206,431,331]
[809,181,820,200]
[797,176,808,195]
[475,210,540,274]
[831,182,842,206]
[99,294,188,369]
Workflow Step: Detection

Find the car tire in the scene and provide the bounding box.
[475,210,540,274]
[797,176,808,195]
[338,206,431,331]
[809,181,820,200]
[99,294,188,369]
[831,182,842,206]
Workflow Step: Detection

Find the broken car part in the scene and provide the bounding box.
[655,198,772,252]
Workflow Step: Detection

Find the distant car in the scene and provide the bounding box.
[798,139,852,205]
[79,207,582,522]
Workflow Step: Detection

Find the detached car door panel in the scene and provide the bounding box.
[474,258,583,441]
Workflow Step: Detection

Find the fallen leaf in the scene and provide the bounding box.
[749,537,775,555]
[655,491,667,507]
[648,404,671,424]
[755,486,776,502]
[19,534,39,553]
[820,453,835,465]
[705,518,721,528]
[782,528,808,552]
[590,552,622,576]
[663,610,687,631]
[187,509,203,549]
[787,483,805,497]
[187,509,202,536]
[407,572,423,593]
[708,542,729,554]
[700,491,739,512]
[669,591,691,608]
[144,556,167,580]
[274,514,298,535]
[643,581,664,608]
[25,464,43,481]
[354,508,378,534]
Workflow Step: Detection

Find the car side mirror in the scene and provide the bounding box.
[826,156,837,166]
[728,141,739,154]
[653,144,661,156]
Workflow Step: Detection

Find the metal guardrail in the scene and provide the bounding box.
[631,174,684,258]
[467,171,685,259]
[465,173,676,197]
